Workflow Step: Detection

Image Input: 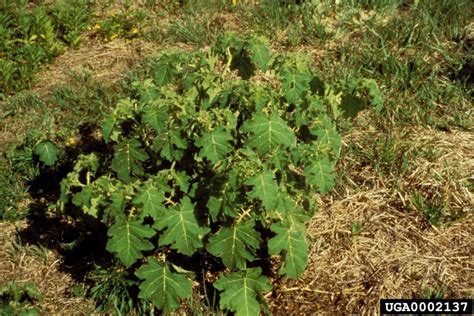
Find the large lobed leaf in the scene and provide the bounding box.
[142,106,168,134]
[206,220,261,269]
[304,157,335,194]
[195,127,234,164]
[268,222,308,277]
[111,139,149,181]
[206,170,239,221]
[106,216,155,268]
[154,196,210,256]
[241,112,295,154]
[132,178,170,220]
[280,68,311,105]
[245,168,279,211]
[34,141,58,166]
[153,128,187,161]
[310,115,341,160]
[102,114,118,143]
[153,57,176,86]
[135,257,192,312]
[247,36,270,71]
[214,267,272,316]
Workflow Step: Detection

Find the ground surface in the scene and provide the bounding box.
[1,1,472,314]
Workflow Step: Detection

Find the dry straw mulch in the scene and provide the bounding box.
[271,125,473,314]
[33,37,157,94]
[0,221,95,314]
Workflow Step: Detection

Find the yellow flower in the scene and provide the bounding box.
[231,0,237,5]
[66,136,80,147]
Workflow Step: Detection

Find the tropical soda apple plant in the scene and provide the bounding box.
[55,32,381,314]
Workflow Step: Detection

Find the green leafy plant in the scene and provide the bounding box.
[93,9,144,42]
[0,0,93,95]
[0,281,42,316]
[1,128,59,220]
[54,33,381,314]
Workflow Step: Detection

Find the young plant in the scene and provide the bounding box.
[54,33,381,314]
[0,281,42,316]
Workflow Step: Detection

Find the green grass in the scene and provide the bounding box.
[328,0,473,128]
[0,67,143,220]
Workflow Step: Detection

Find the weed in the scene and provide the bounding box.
[88,266,148,314]
[421,284,449,299]
[0,281,42,316]
[409,193,447,226]
[351,221,364,236]
[49,33,380,314]
[0,0,472,314]
[93,9,145,42]
[0,1,94,95]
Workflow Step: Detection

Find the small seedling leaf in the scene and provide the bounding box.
[34,141,58,166]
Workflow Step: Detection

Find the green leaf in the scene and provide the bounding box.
[154,196,210,256]
[247,36,270,71]
[142,106,168,133]
[72,185,100,217]
[275,194,311,225]
[304,157,335,194]
[248,85,269,111]
[280,69,310,104]
[206,171,239,221]
[245,169,279,211]
[153,129,186,161]
[111,139,149,181]
[363,79,383,112]
[135,257,192,312]
[102,114,118,143]
[133,179,170,219]
[214,267,272,316]
[207,196,224,221]
[34,141,57,166]
[206,192,237,220]
[310,116,341,159]
[268,222,308,277]
[241,113,295,154]
[214,31,243,56]
[110,190,126,216]
[195,127,233,164]
[153,60,175,86]
[206,220,261,269]
[106,216,155,268]
[19,308,41,316]
[173,171,190,193]
[340,93,366,119]
[138,79,161,103]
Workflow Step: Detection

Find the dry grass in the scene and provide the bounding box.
[0,221,95,314]
[270,121,473,314]
[33,38,157,95]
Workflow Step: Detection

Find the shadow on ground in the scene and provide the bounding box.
[17,122,112,282]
